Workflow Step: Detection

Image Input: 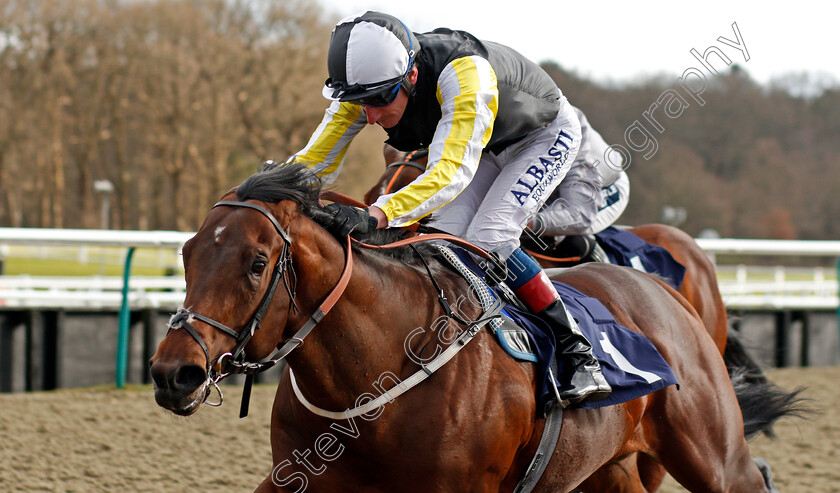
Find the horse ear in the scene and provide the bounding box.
[383,144,402,167]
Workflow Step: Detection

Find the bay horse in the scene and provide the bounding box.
[150,163,798,492]
[364,146,769,490]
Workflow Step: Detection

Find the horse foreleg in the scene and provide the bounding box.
[576,454,647,493]
[636,453,667,492]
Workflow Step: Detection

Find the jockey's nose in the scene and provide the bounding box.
[365,106,382,125]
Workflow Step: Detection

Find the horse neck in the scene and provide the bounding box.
[283,227,466,407]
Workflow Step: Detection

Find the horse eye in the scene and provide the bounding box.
[250,257,268,276]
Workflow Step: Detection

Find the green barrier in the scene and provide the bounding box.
[116,247,136,388]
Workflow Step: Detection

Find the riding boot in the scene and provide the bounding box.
[539,298,612,405]
[504,248,611,405]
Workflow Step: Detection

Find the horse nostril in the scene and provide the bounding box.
[174,364,207,392]
[150,362,170,389]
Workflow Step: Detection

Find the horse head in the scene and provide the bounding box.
[149,163,335,416]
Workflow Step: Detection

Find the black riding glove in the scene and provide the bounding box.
[322,203,379,239]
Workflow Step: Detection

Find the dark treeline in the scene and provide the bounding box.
[1,0,837,239]
[550,64,840,240]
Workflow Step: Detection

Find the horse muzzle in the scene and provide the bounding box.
[149,358,208,416]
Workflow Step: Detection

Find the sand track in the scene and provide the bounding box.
[1,367,836,492]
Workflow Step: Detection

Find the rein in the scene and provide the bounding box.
[387,148,428,172]
[289,295,501,419]
[387,159,427,172]
[282,192,511,420]
[290,243,505,420]
[524,248,582,264]
[383,153,427,195]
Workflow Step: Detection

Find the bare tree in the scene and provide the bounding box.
[1,1,837,240]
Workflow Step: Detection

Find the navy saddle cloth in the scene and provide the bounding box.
[595,226,686,291]
[495,281,679,411]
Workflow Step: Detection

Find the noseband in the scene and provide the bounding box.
[167,200,295,406]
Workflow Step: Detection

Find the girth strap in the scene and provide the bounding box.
[290,296,504,420]
[513,376,565,493]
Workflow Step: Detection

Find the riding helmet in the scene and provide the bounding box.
[322,11,420,102]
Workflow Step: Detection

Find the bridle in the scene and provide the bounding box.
[382,149,428,194]
[166,201,294,407]
[165,200,354,416]
[163,194,501,417]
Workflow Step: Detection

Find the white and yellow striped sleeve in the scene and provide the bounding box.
[372,56,498,227]
[290,101,367,185]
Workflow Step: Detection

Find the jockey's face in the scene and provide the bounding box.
[363,66,418,129]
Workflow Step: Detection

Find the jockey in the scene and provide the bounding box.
[524,107,630,262]
[288,11,610,405]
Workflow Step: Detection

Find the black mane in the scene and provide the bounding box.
[234,162,443,263]
[235,162,322,214]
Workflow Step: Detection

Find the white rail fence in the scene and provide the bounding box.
[695,238,840,310]
[715,265,837,310]
[0,228,192,311]
[0,275,186,309]
[0,229,839,311]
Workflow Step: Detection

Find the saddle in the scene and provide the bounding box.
[521,232,605,266]
[443,246,678,413]
[522,226,686,291]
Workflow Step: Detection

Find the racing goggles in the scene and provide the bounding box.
[352,82,402,107]
[325,74,405,107]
